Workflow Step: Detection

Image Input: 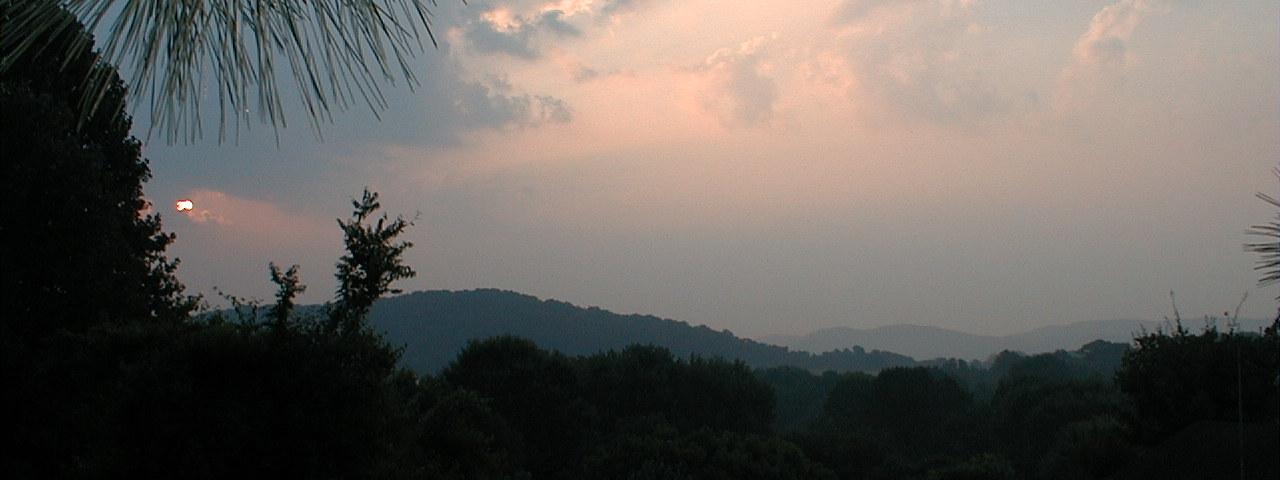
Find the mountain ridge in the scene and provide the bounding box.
[761,316,1273,360]
[369,289,916,374]
[249,288,1263,368]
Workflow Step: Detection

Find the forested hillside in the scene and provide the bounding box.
[370,289,915,373]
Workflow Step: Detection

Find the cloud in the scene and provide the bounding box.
[693,35,780,127]
[186,207,228,225]
[832,0,926,23]
[320,39,573,148]
[598,0,651,17]
[463,13,541,59]
[562,58,633,83]
[539,10,582,35]
[459,0,658,59]
[1071,0,1154,68]
[455,75,574,129]
[536,96,574,123]
[146,0,1280,336]
[1054,0,1161,112]
[571,63,602,82]
[461,6,583,59]
[176,189,329,246]
[826,0,1018,127]
[162,188,344,304]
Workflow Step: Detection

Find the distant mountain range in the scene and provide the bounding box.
[760,316,1274,361]
[369,289,914,374]
[363,289,1249,374]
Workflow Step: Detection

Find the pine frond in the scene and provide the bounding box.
[1,0,440,143]
[1246,167,1280,299]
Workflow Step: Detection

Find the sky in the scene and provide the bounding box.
[135,0,1279,338]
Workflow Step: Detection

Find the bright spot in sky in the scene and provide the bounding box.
[175,199,194,212]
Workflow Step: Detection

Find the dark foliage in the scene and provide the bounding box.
[0,0,194,341]
[331,189,416,333]
[5,188,425,478]
[1,9,426,469]
[1107,421,1279,480]
[767,341,1147,480]
[391,375,525,479]
[990,370,1130,474]
[787,423,901,480]
[582,421,837,480]
[1036,416,1136,480]
[756,366,847,432]
[925,454,1016,480]
[579,345,776,434]
[267,262,306,327]
[439,337,784,478]
[2,4,194,474]
[824,367,983,463]
[442,336,594,478]
[1116,322,1280,442]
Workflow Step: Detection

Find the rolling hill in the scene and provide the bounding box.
[369,289,916,374]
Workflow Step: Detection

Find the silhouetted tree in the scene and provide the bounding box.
[395,377,526,479]
[581,421,837,480]
[107,321,408,479]
[579,345,776,434]
[3,8,193,474]
[756,366,846,432]
[824,367,980,462]
[1036,416,1136,480]
[0,1,194,340]
[442,336,594,478]
[925,454,1016,480]
[990,372,1128,473]
[267,262,306,328]
[787,422,899,480]
[1116,323,1279,442]
[330,188,416,333]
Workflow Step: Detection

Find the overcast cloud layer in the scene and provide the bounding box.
[140,0,1279,338]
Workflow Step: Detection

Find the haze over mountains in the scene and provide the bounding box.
[358,289,1250,373]
[760,316,1274,361]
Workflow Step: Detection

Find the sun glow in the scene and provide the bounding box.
[175,199,194,212]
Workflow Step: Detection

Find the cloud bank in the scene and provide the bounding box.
[144,0,1280,337]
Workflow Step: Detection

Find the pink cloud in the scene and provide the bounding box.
[692,34,780,128]
[176,188,330,246]
[824,0,1020,127]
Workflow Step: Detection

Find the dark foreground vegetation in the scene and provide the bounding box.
[4,4,1279,479]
